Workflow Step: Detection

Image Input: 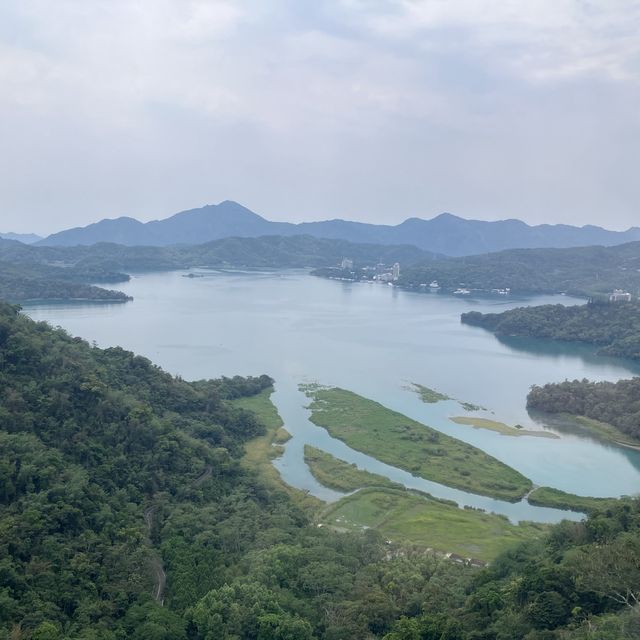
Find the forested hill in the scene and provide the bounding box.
[399,241,640,297]
[7,233,640,302]
[528,378,640,442]
[461,300,640,360]
[0,260,131,303]
[2,303,640,638]
[0,302,279,637]
[0,235,433,301]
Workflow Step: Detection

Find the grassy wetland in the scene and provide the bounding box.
[320,487,548,562]
[304,445,402,492]
[302,445,549,561]
[301,385,532,501]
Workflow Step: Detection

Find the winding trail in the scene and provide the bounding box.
[144,505,166,606]
[194,465,213,486]
[143,466,212,606]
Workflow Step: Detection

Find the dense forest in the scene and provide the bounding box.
[461,300,640,360]
[398,241,640,297]
[527,378,640,442]
[1,302,639,639]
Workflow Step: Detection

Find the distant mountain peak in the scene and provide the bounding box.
[430,212,460,221]
[37,201,640,256]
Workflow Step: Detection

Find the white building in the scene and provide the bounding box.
[392,263,400,280]
[341,258,353,270]
[609,289,632,302]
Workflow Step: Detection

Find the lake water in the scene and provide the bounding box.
[24,269,640,523]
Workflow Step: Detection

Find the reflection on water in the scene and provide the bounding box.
[494,334,640,374]
[24,270,640,522]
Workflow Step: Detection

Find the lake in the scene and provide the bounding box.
[24,269,640,523]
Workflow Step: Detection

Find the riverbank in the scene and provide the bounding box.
[234,388,322,512]
[570,414,640,449]
[527,486,621,513]
[302,385,533,501]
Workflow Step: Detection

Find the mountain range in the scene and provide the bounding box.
[36,200,640,256]
[0,231,42,244]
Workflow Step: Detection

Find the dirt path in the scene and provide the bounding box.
[142,467,212,605]
[194,465,213,486]
[150,556,167,605]
[144,505,166,605]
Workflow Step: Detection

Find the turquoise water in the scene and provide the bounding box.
[24,269,640,523]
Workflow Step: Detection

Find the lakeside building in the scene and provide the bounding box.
[609,289,632,302]
[341,257,354,270]
[392,262,400,280]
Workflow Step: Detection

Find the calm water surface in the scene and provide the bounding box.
[25,270,640,523]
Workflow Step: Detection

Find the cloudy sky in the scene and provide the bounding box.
[1,0,639,234]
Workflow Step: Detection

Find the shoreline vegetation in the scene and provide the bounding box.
[301,384,532,501]
[234,388,322,512]
[449,416,559,439]
[303,445,402,493]
[527,487,624,514]
[569,414,640,448]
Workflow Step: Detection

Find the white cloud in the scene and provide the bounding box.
[354,0,640,82]
[0,0,639,232]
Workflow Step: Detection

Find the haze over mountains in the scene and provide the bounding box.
[0,232,42,244]
[35,200,640,256]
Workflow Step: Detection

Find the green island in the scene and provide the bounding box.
[409,382,451,403]
[303,445,401,492]
[301,385,532,501]
[409,382,484,411]
[449,416,559,439]
[321,487,548,562]
[528,487,622,514]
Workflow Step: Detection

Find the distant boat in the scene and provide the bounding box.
[453,288,471,295]
[429,280,440,289]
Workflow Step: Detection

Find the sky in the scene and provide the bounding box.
[1,0,639,235]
